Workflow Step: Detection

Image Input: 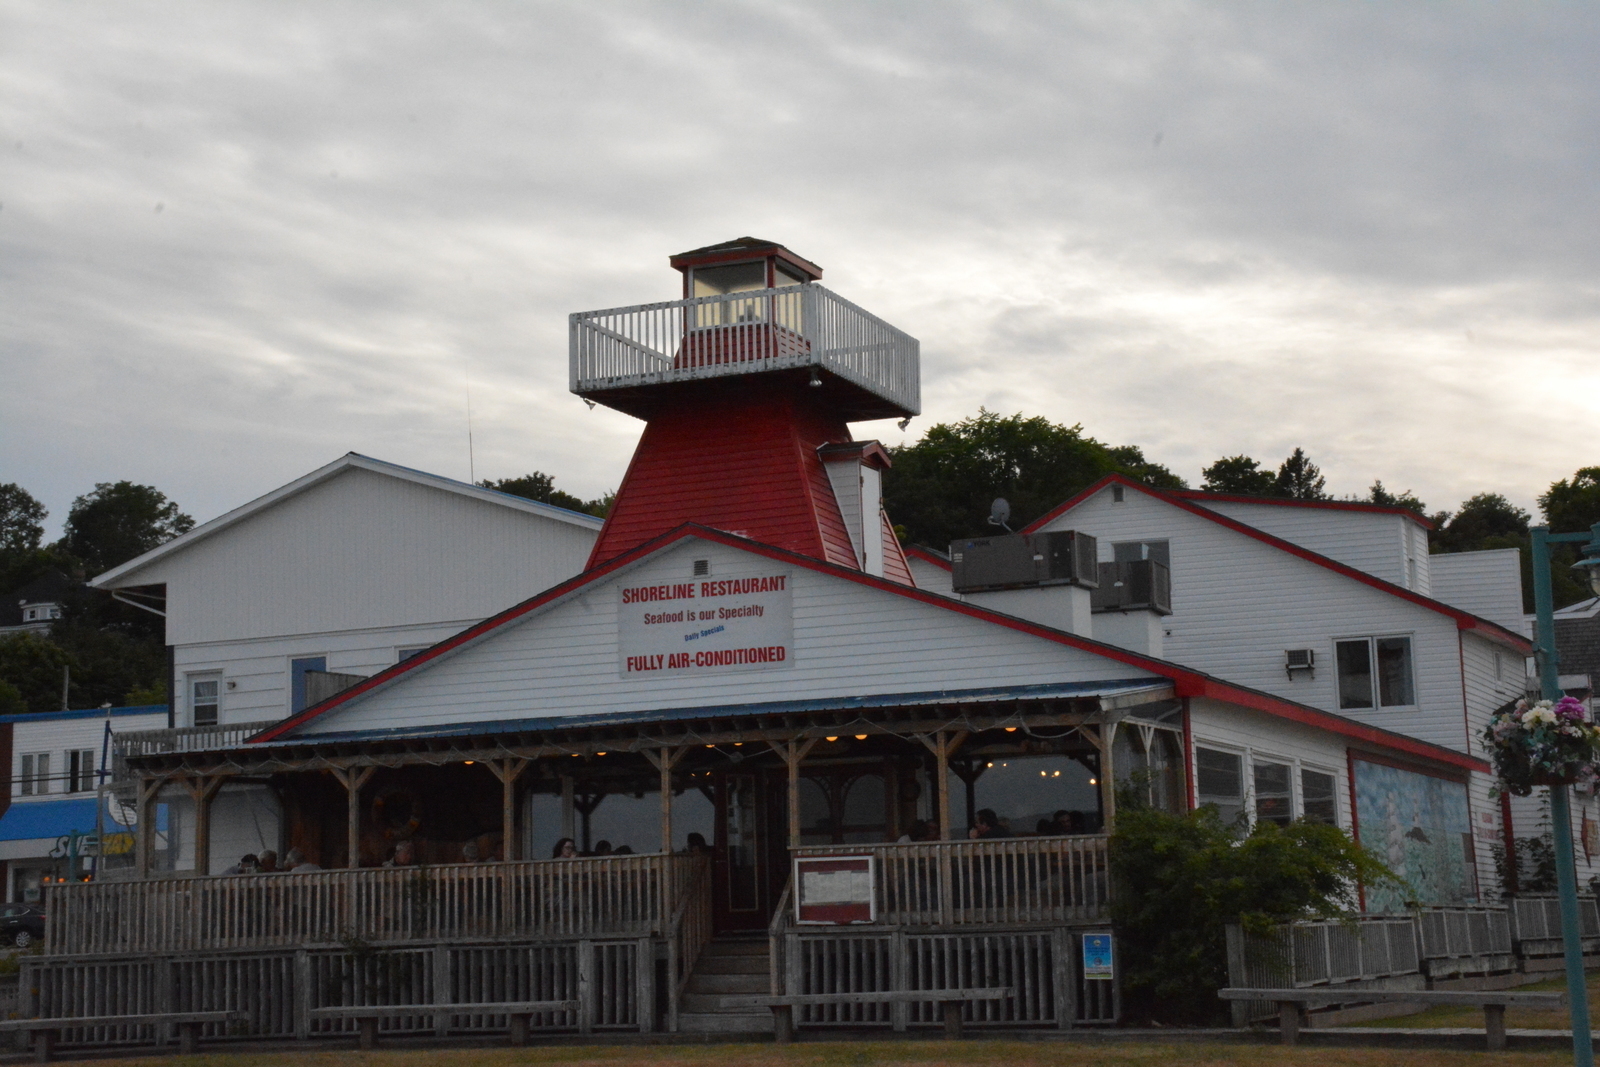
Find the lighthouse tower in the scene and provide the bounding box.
[572,238,920,581]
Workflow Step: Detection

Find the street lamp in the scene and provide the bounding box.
[1531,520,1600,1067]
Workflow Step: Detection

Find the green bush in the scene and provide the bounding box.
[1109,796,1399,1025]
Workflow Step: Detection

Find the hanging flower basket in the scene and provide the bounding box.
[1482,697,1600,796]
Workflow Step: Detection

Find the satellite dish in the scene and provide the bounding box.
[988,498,1012,532]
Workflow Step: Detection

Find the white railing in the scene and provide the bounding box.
[570,284,920,415]
[1509,894,1600,955]
[111,720,281,776]
[1415,905,1513,961]
[790,835,1109,926]
[44,853,698,955]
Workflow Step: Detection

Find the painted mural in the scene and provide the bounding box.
[1353,758,1477,912]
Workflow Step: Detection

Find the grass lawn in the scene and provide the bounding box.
[1349,971,1598,1030]
[54,1044,1586,1067]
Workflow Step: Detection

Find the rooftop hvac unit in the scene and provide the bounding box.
[949,530,1098,594]
[1090,560,1172,615]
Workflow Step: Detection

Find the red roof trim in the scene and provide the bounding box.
[250,525,1488,775]
[905,544,953,572]
[1022,475,1531,655]
[1169,488,1435,530]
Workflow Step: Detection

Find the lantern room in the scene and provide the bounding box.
[570,237,920,422]
[669,236,823,299]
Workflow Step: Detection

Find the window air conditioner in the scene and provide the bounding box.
[1285,649,1315,677]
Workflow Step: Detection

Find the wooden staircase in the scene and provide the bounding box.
[677,936,773,1034]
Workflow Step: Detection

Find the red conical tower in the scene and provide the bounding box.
[573,238,919,583]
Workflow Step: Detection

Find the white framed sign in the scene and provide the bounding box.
[618,571,793,678]
[794,855,876,925]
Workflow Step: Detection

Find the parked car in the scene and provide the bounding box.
[0,904,44,948]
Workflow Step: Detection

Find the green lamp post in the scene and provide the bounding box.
[1531,521,1600,1067]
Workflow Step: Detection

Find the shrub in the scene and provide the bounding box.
[1109,795,1398,1025]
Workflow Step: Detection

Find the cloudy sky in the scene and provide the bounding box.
[5,1,1599,537]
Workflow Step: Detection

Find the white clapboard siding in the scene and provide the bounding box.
[303,538,1166,736]
[1187,497,1425,592]
[905,555,956,598]
[1432,549,1528,636]
[1042,485,1473,752]
[1189,696,1357,831]
[174,620,486,725]
[10,710,169,799]
[120,465,598,646]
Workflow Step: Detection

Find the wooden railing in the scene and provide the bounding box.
[570,284,920,416]
[665,854,712,1029]
[110,721,281,780]
[45,854,697,956]
[790,835,1110,926]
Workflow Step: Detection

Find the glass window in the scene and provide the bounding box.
[1195,748,1244,826]
[68,749,97,793]
[1336,639,1374,709]
[799,777,833,845]
[191,677,219,726]
[691,261,767,298]
[1253,761,1292,827]
[1375,637,1415,706]
[957,755,1100,837]
[396,647,428,662]
[19,753,50,797]
[840,774,886,843]
[774,263,807,287]
[1301,769,1337,824]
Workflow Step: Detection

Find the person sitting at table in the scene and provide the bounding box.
[552,837,578,859]
[590,840,613,857]
[257,849,279,872]
[222,853,258,875]
[284,848,321,871]
[384,840,416,867]
[683,833,708,854]
[968,809,1010,839]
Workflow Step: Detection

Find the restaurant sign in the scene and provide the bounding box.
[618,571,793,677]
[794,855,875,924]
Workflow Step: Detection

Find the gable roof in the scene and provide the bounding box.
[90,453,604,590]
[250,523,1487,774]
[905,545,952,572]
[1169,488,1434,530]
[1023,475,1530,654]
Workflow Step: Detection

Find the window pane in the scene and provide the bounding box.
[20,754,33,796]
[1195,748,1244,826]
[1376,637,1415,706]
[1113,540,1170,566]
[1336,640,1374,709]
[692,261,767,297]
[1254,761,1293,827]
[1302,769,1337,824]
[35,754,49,795]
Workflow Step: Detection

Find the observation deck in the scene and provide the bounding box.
[570,284,920,421]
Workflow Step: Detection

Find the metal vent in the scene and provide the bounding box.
[1090,560,1172,615]
[692,559,710,577]
[949,531,1098,594]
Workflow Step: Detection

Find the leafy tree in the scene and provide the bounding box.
[1367,480,1427,516]
[0,633,76,714]
[479,472,611,518]
[0,679,24,716]
[1201,456,1276,495]
[1432,493,1530,553]
[1273,448,1328,500]
[0,484,46,555]
[58,481,194,577]
[882,410,1186,549]
[1110,793,1397,1025]
[1539,467,1600,535]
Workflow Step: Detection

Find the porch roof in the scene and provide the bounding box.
[119,679,1175,777]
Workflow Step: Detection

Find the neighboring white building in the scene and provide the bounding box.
[90,453,603,730]
[1004,475,1531,902]
[0,704,168,904]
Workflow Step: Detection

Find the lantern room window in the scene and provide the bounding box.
[691,261,767,298]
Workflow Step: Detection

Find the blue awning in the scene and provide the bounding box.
[0,799,99,843]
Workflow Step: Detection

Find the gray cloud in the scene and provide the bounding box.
[3,0,1598,537]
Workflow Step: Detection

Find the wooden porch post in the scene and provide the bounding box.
[486,759,530,861]
[331,766,376,869]
[916,730,968,840]
[134,776,161,879]
[766,738,818,847]
[560,775,575,841]
[184,776,225,876]
[641,747,687,855]
[1098,722,1118,834]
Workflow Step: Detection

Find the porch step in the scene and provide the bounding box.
[677,936,773,1034]
[676,1011,773,1033]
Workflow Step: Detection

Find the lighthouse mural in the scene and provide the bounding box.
[571,237,921,582]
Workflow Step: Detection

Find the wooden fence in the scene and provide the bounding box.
[21,937,651,1049]
[789,835,1110,926]
[45,854,698,955]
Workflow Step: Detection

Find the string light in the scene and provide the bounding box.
[826,736,838,742]
[854,735,867,740]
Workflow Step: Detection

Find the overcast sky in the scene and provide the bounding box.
[5,1,1599,538]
